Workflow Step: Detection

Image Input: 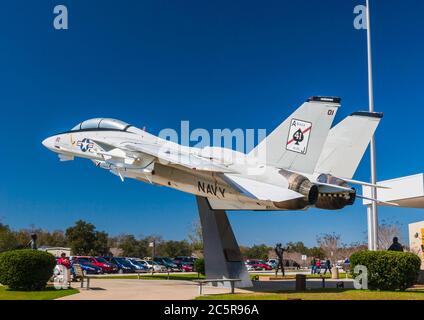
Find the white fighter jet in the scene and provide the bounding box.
[42,96,393,211]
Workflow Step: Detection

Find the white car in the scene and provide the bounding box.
[245,262,255,272]
[137,259,167,272]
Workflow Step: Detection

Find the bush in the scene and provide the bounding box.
[0,249,56,291]
[194,258,205,275]
[350,250,421,291]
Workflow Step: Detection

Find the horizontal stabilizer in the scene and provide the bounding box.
[222,174,304,202]
[356,194,399,207]
[316,111,382,179]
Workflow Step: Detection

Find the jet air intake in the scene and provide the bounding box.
[314,174,356,210]
[274,170,319,210]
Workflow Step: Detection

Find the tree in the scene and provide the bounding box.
[157,240,191,257]
[307,247,325,260]
[94,231,110,256]
[317,233,342,261]
[14,228,67,248]
[286,241,309,254]
[117,234,149,258]
[243,244,271,260]
[188,219,203,251]
[65,220,109,255]
[0,223,17,252]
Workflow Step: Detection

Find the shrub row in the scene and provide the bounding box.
[350,250,421,291]
[0,249,56,291]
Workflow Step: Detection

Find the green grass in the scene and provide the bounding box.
[101,273,206,281]
[0,285,78,300]
[196,288,424,300]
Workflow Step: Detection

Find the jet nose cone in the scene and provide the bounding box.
[42,138,49,148]
[42,136,55,150]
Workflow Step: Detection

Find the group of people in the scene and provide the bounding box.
[310,258,332,275]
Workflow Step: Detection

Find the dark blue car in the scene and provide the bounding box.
[106,257,135,273]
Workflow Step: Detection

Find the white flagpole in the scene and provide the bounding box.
[366,0,379,250]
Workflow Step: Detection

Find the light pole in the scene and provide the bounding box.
[365,0,379,250]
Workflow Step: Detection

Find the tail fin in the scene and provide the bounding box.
[248,96,340,174]
[315,111,383,179]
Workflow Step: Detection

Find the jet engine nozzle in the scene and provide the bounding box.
[315,174,356,210]
[274,170,319,210]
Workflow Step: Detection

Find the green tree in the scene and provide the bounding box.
[118,235,148,258]
[0,223,17,252]
[157,240,191,257]
[286,241,309,254]
[94,231,110,256]
[243,244,271,260]
[307,247,325,259]
[65,220,109,255]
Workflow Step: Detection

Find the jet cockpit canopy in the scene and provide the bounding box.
[71,118,131,131]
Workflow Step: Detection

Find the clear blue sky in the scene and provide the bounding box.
[0,0,423,247]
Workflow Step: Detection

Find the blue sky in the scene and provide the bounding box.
[0,0,423,247]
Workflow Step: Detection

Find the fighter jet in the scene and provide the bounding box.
[42,96,393,211]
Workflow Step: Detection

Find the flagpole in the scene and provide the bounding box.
[366,0,378,250]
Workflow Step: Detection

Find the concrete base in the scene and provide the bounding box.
[196,196,253,288]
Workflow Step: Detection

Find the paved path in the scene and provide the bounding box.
[58,279,249,300]
[58,278,354,300]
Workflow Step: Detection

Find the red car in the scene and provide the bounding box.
[246,259,272,271]
[81,256,118,273]
[180,263,194,272]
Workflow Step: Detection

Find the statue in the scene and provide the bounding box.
[274,243,286,277]
[28,233,38,250]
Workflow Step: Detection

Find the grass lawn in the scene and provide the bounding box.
[101,273,206,281]
[0,285,78,300]
[196,288,424,300]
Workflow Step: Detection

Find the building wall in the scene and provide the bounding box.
[408,221,424,269]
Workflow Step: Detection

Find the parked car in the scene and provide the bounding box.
[246,259,272,271]
[266,259,279,269]
[154,257,180,271]
[180,262,194,272]
[105,257,135,273]
[126,258,149,272]
[71,256,103,275]
[244,262,255,272]
[173,256,196,267]
[84,256,118,273]
[137,259,167,272]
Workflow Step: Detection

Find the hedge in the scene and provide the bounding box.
[350,250,421,291]
[0,249,56,291]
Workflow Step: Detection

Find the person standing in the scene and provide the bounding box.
[316,259,321,274]
[57,253,71,269]
[310,257,316,274]
[388,237,404,252]
[323,258,332,275]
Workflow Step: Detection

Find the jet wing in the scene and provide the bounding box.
[120,141,236,173]
[222,174,304,202]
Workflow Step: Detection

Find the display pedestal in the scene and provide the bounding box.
[196,196,253,288]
